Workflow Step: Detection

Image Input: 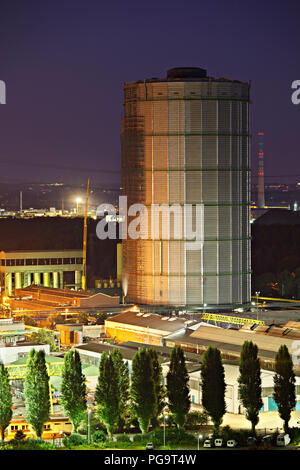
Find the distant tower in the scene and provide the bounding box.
[257,132,265,208]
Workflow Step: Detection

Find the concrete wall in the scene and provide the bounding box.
[82,325,104,338]
[0,321,25,331]
[0,343,50,364]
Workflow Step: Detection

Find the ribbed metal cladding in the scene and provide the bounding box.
[121,69,251,308]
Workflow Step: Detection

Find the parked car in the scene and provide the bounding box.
[227,439,238,448]
[261,435,272,445]
[145,443,154,450]
[203,439,212,448]
[247,436,257,446]
[214,438,223,447]
[276,433,291,447]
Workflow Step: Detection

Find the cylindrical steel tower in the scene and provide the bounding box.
[121,67,251,308]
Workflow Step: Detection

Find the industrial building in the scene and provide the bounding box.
[104,311,300,374]
[104,310,198,345]
[74,340,300,416]
[121,67,251,309]
[0,249,84,296]
[14,285,120,309]
[0,342,50,365]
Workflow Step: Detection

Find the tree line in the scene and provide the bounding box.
[253,268,300,299]
[201,341,296,435]
[0,341,297,440]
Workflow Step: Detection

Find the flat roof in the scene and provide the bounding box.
[120,341,202,363]
[105,311,197,333]
[17,286,90,298]
[75,342,137,362]
[190,324,297,352]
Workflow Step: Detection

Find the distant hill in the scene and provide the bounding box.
[0,217,118,285]
[252,212,300,279]
[254,208,300,226]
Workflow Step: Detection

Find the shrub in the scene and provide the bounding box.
[289,427,300,443]
[218,426,254,447]
[93,430,107,443]
[133,433,151,442]
[116,434,131,442]
[14,430,26,441]
[8,437,56,450]
[63,433,86,448]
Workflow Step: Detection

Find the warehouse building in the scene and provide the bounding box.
[104,310,199,345]
[74,340,300,415]
[0,249,84,295]
[104,311,300,373]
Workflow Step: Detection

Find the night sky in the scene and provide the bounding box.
[0,0,299,188]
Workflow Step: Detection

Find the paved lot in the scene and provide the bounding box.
[222,410,300,431]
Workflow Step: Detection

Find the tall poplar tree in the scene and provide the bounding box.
[201,346,226,434]
[24,349,50,437]
[273,345,296,433]
[166,346,190,428]
[148,348,166,428]
[95,352,119,439]
[0,363,12,441]
[130,347,156,434]
[60,350,86,432]
[238,341,263,435]
[110,348,130,430]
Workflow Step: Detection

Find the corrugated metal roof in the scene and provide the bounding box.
[190,325,296,353]
[105,311,192,333]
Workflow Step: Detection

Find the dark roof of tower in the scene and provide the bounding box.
[167,67,207,79]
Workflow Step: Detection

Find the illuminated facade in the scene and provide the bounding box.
[121,67,251,308]
[0,249,83,296]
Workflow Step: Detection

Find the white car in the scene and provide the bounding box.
[203,439,212,448]
[276,434,291,447]
[227,439,238,448]
[214,438,223,447]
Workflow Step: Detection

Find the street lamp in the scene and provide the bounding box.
[163,412,166,448]
[87,408,92,445]
[198,434,203,450]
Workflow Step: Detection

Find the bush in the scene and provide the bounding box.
[289,427,300,444]
[14,430,26,441]
[116,434,131,442]
[93,430,107,443]
[8,437,56,450]
[133,433,151,443]
[63,433,86,448]
[131,428,197,447]
[218,426,252,447]
[78,412,107,435]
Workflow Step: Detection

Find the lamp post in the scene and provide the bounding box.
[163,412,166,448]
[255,291,260,321]
[198,434,203,450]
[88,408,92,445]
